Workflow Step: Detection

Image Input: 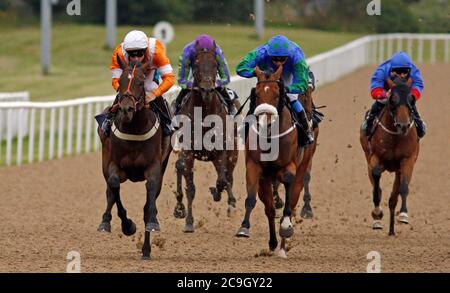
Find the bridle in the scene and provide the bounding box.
[193,49,217,89]
[118,64,146,112]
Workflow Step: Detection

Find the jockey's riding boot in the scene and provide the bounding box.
[411,103,426,138]
[153,96,175,137]
[217,87,237,115]
[289,99,314,146]
[362,101,384,136]
[296,109,314,146]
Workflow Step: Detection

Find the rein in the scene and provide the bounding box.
[118,64,146,112]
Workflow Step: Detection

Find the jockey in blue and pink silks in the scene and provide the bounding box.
[363,51,426,138]
[174,34,238,115]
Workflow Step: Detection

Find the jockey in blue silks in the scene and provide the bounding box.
[363,51,426,138]
[236,35,314,145]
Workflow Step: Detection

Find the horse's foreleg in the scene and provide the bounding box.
[300,157,314,219]
[98,167,120,233]
[174,156,186,219]
[183,153,195,233]
[279,163,296,239]
[258,180,277,252]
[389,172,401,236]
[235,160,262,238]
[397,156,416,228]
[369,156,384,229]
[116,193,136,236]
[210,153,228,202]
[142,162,162,259]
[98,185,116,233]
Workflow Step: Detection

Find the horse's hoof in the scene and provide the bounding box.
[398,212,409,224]
[173,206,186,219]
[145,222,160,233]
[183,223,194,233]
[235,227,250,238]
[210,187,221,202]
[300,206,314,219]
[277,248,287,259]
[279,226,294,238]
[141,255,151,261]
[122,219,136,236]
[372,220,383,230]
[97,222,111,233]
[388,231,396,236]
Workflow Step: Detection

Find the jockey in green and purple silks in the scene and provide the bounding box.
[236,35,314,145]
[174,34,238,115]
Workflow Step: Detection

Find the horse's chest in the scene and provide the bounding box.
[119,154,147,169]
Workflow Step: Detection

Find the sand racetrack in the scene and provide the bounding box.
[1,64,449,272]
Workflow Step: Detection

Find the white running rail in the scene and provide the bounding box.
[1,33,449,166]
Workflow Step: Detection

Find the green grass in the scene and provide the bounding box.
[0,23,362,101]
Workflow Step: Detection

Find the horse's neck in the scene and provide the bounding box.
[190,91,222,116]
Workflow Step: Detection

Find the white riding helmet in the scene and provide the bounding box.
[123,30,148,51]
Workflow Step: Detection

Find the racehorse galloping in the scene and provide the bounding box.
[360,79,420,236]
[173,42,240,232]
[272,86,321,219]
[235,66,304,258]
[97,58,172,259]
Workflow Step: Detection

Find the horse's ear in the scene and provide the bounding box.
[116,53,126,70]
[273,65,283,80]
[255,65,263,79]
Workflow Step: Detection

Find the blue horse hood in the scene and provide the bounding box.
[390,51,412,69]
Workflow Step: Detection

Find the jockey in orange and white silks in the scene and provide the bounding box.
[110,30,175,99]
[101,30,175,137]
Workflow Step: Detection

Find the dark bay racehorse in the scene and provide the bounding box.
[360,79,420,236]
[172,42,240,232]
[272,87,320,219]
[235,66,304,258]
[97,58,172,259]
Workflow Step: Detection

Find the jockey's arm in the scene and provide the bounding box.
[215,47,231,87]
[370,66,389,100]
[410,65,424,101]
[150,40,175,99]
[236,50,258,78]
[177,50,193,89]
[286,59,309,94]
[110,45,123,92]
